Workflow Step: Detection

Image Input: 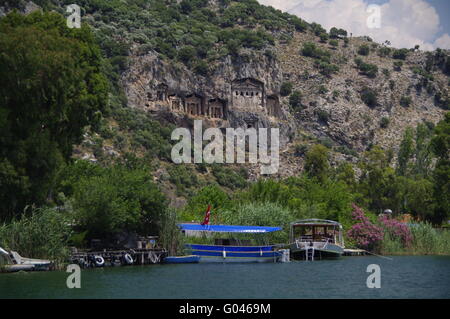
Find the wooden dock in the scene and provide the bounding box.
[69,248,167,268]
[343,248,367,256]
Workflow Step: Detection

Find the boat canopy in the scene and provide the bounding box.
[290,219,342,227]
[178,224,281,233]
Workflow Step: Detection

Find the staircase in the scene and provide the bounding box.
[305,247,314,261]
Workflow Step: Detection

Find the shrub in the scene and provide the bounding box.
[330,27,347,39]
[358,44,370,56]
[378,46,391,57]
[289,90,303,110]
[393,48,409,60]
[360,62,378,78]
[212,165,247,189]
[360,87,378,107]
[378,214,413,247]
[301,42,330,60]
[280,82,293,97]
[329,39,339,48]
[168,165,200,195]
[301,42,317,57]
[317,109,330,124]
[317,61,339,76]
[400,96,412,107]
[347,204,384,250]
[319,33,329,43]
[393,61,403,71]
[380,117,390,128]
[310,22,326,36]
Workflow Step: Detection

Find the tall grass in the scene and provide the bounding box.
[220,202,295,244]
[159,208,187,256]
[0,207,73,265]
[380,222,450,255]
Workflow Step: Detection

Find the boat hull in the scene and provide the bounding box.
[164,255,200,264]
[290,243,344,260]
[187,244,281,263]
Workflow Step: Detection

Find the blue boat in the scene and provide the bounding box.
[164,255,200,264]
[179,224,282,263]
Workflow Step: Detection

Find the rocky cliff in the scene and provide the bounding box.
[3,0,449,183]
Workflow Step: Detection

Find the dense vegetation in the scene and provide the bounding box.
[0,2,449,261]
[0,11,108,220]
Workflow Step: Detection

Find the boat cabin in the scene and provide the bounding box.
[289,219,345,260]
[290,219,344,246]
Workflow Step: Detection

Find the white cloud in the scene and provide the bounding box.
[434,34,450,50]
[257,0,449,50]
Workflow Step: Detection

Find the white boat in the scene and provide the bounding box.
[0,247,52,272]
[289,219,345,260]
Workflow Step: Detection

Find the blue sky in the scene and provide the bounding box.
[258,0,450,50]
[369,0,450,42]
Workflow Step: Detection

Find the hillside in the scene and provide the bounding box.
[1,0,449,218]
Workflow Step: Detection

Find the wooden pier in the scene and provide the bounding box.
[69,248,167,268]
[343,248,367,256]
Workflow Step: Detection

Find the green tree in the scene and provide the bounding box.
[304,144,330,183]
[430,113,450,224]
[0,11,108,220]
[397,127,415,176]
[182,184,231,222]
[413,123,433,177]
[284,176,354,223]
[359,146,399,213]
[71,164,167,239]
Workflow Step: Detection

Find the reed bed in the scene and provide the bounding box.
[380,222,450,255]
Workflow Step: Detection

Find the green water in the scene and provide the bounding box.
[0,256,449,298]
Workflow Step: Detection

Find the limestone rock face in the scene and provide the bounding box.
[121,50,296,148]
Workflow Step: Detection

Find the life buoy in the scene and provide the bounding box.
[94,255,105,267]
[124,253,133,265]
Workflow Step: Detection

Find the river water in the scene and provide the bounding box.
[0,256,449,299]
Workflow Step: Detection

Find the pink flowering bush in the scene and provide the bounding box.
[378,214,412,247]
[347,204,384,250]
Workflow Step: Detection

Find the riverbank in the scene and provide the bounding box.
[379,223,450,256]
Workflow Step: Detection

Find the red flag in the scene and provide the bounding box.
[201,205,211,225]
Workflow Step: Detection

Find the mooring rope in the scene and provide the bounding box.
[360,249,394,261]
